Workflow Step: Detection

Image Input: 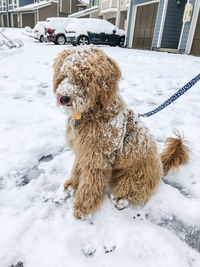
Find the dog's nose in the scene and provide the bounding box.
[60,96,70,105]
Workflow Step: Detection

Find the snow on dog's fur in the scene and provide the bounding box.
[53,45,189,219]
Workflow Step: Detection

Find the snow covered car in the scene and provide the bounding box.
[45,17,75,45]
[65,18,126,47]
[33,21,46,42]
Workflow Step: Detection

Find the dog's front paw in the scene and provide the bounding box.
[73,204,89,219]
[63,179,75,192]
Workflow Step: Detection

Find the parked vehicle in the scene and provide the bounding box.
[45,17,75,45]
[65,19,126,47]
[33,21,46,42]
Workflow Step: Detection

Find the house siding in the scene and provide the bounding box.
[60,0,71,14]
[72,0,79,13]
[179,0,196,51]
[152,0,163,48]
[161,0,187,49]
[38,2,57,21]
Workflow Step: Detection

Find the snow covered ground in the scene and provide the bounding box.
[0,28,200,267]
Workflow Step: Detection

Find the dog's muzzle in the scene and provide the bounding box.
[57,94,70,106]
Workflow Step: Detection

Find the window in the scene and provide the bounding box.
[91,0,98,6]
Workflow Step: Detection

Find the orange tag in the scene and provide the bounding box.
[74,112,81,120]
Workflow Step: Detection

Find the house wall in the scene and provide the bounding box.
[161,0,187,49]
[90,10,102,18]
[60,0,70,14]
[101,0,110,10]
[0,14,4,27]
[13,13,18,27]
[179,0,196,52]
[72,0,79,13]
[3,13,7,26]
[119,10,127,29]
[152,0,164,48]
[38,2,57,21]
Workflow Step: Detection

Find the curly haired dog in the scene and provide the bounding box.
[53,45,189,219]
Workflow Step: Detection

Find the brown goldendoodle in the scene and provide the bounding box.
[53,45,189,219]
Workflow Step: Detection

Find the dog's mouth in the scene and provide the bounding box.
[57,94,71,106]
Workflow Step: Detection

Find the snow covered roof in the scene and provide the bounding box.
[10,0,57,12]
[68,5,99,18]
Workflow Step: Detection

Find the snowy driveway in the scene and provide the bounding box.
[0,29,200,267]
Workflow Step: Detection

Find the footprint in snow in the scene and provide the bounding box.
[104,245,116,254]
[10,262,24,267]
[81,242,96,258]
[133,212,146,221]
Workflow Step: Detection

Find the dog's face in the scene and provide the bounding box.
[53,45,121,115]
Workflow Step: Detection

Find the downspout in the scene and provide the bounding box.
[70,0,72,14]
[6,0,10,27]
[57,0,60,17]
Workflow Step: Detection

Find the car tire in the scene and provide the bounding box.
[119,36,125,48]
[56,35,66,45]
[39,35,45,42]
[77,36,90,46]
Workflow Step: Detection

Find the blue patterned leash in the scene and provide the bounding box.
[139,73,200,118]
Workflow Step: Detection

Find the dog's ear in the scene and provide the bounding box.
[99,57,121,106]
[53,50,69,93]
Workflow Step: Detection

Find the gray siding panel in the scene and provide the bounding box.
[179,0,196,51]
[161,0,187,49]
[38,3,57,22]
[152,0,164,48]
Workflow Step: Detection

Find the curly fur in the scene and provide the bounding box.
[161,130,190,175]
[53,45,189,219]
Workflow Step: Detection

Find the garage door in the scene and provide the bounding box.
[191,11,200,55]
[132,2,159,50]
[13,14,18,28]
[22,13,35,28]
[3,14,7,27]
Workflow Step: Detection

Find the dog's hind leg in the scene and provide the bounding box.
[64,159,80,192]
[109,163,162,208]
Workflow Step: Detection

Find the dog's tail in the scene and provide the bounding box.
[160,130,190,176]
